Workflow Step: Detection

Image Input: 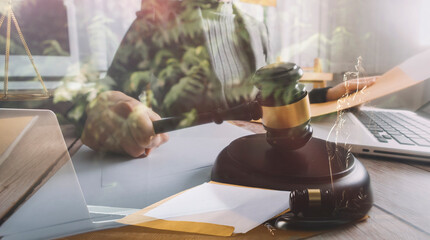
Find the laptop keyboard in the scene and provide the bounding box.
[355,110,430,147]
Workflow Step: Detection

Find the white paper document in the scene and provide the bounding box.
[73,123,253,209]
[144,182,290,234]
[398,48,430,82]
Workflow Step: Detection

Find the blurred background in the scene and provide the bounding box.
[0,0,429,114]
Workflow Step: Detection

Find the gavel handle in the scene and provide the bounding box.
[153,101,262,134]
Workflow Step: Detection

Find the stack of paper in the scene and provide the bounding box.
[118,182,290,236]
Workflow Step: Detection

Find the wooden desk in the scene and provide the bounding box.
[60,122,430,239]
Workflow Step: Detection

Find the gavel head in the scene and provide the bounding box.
[252,62,312,150]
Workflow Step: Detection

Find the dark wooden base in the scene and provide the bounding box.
[211,134,373,227]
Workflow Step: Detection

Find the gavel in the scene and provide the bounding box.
[153,62,373,227]
[152,62,312,150]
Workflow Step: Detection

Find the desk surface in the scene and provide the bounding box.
[60,121,430,240]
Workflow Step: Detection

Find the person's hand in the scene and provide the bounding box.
[81,91,169,157]
[326,77,376,101]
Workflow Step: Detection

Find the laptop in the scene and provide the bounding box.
[312,102,430,162]
[0,108,146,239]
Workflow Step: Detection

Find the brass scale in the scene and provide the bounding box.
[0,0,49,101]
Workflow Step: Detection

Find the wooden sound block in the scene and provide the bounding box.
[211,134,373,225]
